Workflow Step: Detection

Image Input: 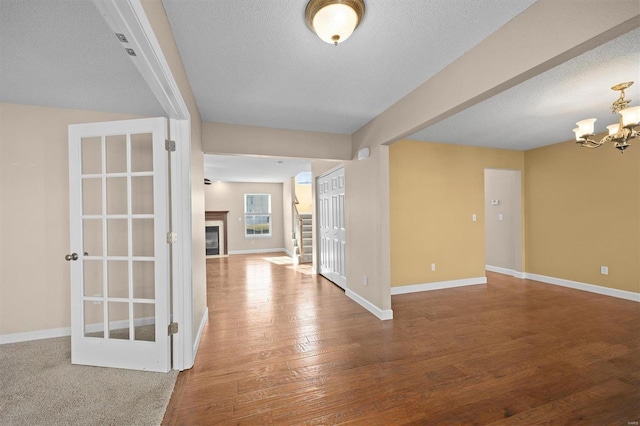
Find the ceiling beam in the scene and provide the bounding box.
[352,0,640,154]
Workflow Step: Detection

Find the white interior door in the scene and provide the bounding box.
[68,117,170,372]
[317,167,346,288]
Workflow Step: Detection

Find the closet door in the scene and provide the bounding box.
[316,167,346,289]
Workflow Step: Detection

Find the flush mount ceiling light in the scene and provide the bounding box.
[305,0,365,46]
[573,82,640,153]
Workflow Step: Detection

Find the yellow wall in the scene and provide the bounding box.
[294,181,313,213]
[389,140,524,287]
[525,139,639,293]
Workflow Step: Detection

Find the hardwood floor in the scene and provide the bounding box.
[163,253,640,425]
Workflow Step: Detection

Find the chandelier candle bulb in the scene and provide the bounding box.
[576,118,597,137]
[620,106,640,128]
[573,128,583,141]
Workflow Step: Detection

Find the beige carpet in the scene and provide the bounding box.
[0,336,177,426]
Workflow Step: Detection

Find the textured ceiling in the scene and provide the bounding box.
[204,154,311,183]
[0,0,164,116]
[161,0,537,134]
[2,0,638,174]
[410,27,640,150]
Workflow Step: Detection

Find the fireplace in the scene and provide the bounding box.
[205,211,229,257]
[205,226,219,255]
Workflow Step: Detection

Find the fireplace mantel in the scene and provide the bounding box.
[205,211,229,256]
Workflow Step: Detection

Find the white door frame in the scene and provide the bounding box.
[93,0,195,370]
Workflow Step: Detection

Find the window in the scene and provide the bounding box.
[244,194,271,237]
[296,171,312,185]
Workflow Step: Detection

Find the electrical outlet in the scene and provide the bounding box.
[431,263,436,272]
[472,214,477,222]
[363,275,368,286]
[600,266,608,275]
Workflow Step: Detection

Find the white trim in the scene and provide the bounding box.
[192,307,208,358]
[283,249,295,258]
[170,118,193,371]
[0,316,155,345]
[486,265,525,279]
[345,289,393,320]
[391,277,487,295]
[524,273,640,302]
[0,327,71,345]
[90,1,196,370]
[91,0,190,119]
[228,248,288,255]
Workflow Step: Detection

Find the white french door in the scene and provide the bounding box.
[68,117,171,372]
[317,167,346,288]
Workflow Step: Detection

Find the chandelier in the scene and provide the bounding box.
[573,82,640,153]
[305,0,365,46]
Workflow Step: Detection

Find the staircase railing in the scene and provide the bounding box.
[293,199,303,264]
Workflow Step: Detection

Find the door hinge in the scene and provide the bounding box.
[168,322,179,335]
[165,139,176,152]
[167,231,178,243]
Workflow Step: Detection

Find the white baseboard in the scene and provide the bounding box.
[0,326,71,345]
[486,265,525,279]
[345,289,393,320]
[228,248,288,255]
[391,277,487,295]
[524,273,640,302]
[283,249,294,258]
[0,316,156,345]
[192,307,208,359]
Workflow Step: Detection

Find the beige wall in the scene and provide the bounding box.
[345,145,392,312]
[283,178,294,256]
[525,139,639,293]
[389,140,524,287]
[203,122,351,161]
[0,103,145,335]
[204,182,285,253]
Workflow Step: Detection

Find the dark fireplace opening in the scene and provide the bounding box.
[205,226,219,255]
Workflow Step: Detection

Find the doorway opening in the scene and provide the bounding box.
[484,169,523,277]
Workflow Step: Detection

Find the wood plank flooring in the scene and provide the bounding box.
[163,253,640,425]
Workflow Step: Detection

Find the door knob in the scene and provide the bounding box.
[65,253,79,261]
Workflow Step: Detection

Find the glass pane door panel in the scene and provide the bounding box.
[105,135,127,173]
[83,260,103,297]
[132,261,154,299]
[132,219,154,257]
[131,133,153,172]
[107,260,129,298]
[131,176,153,214]
[84,300,104,338]
[107,219,128,256]
[81,137,102,175]
[134,304,155,342]
[83,219,103,257]
[108,302,130,340]
[82,178,102,215]
[106,177,128,215]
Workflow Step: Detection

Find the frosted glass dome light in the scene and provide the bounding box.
[306,0,365,46]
